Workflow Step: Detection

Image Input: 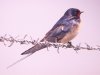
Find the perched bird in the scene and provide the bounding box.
[7,8,83,68]
[21,8,83,55]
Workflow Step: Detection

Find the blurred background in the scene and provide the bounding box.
[0,0,100,75]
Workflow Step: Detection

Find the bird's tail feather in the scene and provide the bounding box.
[7,43,47,68]
[7,54,32,69]
[21,43,47,55]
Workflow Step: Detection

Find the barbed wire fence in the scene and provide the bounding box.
[0,34,100,51]
[0,34,100,68]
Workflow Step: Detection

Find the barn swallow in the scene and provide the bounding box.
[21,8,83,55]
[7,8,83,68]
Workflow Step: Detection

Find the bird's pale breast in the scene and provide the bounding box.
[58,24,80,44]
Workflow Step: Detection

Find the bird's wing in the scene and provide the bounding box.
[42,17,72,42]
[49,24,71,37]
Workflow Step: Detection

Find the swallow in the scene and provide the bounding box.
[21,8,83,55]
[7,8,83,68]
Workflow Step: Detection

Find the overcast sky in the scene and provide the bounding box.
[0,0,100,75]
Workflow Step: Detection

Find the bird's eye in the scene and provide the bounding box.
[75,10,78,14]
[73,10,80,16]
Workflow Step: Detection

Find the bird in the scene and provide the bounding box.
[7,8,83,68]
[21,8,83,55]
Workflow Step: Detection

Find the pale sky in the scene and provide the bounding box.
[0,0,100,75]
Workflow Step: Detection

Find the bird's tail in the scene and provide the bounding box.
[7,54,32,69]
[21,43,47,55]
[7,43,47,68]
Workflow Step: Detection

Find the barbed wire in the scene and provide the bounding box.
[1,34,99,69]
[0,34,100,51]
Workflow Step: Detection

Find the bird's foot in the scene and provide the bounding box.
[67,42,74,48]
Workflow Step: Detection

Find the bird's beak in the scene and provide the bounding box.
[80,11,84,14]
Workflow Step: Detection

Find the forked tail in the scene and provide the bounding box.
[21,43,47,55]
[7,43,47,68]
[7,54,32,69]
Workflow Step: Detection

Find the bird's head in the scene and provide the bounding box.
[64,8,83,18]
